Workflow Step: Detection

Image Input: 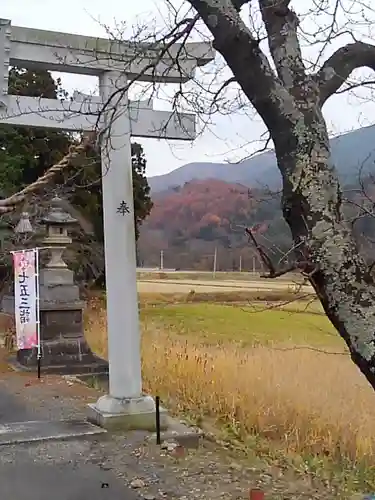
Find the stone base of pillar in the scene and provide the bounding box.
[87,394,168,431]
[15,337,108,375]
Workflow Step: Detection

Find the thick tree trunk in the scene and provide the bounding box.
[275,118,375,389]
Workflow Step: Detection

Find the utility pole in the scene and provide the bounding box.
[213,247,217,278]
[160,250,164,271]
[252,256,256,273]
[239,255,242,273]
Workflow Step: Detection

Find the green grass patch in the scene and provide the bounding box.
[141,302,344,348]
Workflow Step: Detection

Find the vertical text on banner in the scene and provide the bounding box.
[13,250,37,349]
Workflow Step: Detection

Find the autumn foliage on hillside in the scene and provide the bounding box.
[138,175,375,271]
[150,179,256,240]
[138,179,292,270]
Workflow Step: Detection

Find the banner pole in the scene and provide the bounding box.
[35,248,41,379]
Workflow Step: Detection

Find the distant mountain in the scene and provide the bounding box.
[138,178,293,270]
[139,175,375,271]
[149,125,375,193]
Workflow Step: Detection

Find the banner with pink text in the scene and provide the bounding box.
[13,250,38,349]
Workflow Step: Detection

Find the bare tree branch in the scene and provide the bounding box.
[210,76,237,112]
[259,0,306,93]
[188,0,300,131]
[231,0,252,12]
[245,226,299,278]
[314,41,375,104]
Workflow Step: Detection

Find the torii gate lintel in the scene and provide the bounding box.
[0,93,196,140]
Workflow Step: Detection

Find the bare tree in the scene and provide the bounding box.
[175,0,375,389]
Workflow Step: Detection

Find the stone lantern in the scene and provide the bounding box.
[41,196,77,271]
[16,197,107,375]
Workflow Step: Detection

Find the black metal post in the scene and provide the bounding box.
[155,395,161,445]
[37,355,41,379]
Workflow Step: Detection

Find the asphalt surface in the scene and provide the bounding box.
[0,461,138,500]
[0,384,34,423]
[0,385,138,499]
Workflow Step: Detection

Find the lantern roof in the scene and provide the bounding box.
[41,197,77,226]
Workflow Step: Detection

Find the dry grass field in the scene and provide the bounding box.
[137,271,302,281]
[84,276,375,493]
[137,278,313,294]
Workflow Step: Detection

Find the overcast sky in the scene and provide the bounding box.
[2,0,375,177]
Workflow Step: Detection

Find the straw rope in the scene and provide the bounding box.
[0,132,96,214]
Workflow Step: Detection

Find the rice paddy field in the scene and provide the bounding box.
[84,272,375,494]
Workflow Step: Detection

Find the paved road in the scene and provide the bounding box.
[0,385,137,500]
[0,461,138,500]
[0,384,34,423]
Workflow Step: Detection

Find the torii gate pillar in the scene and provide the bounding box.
[88,72,159,429]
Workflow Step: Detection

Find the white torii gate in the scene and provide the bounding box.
[0,18,214,428]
